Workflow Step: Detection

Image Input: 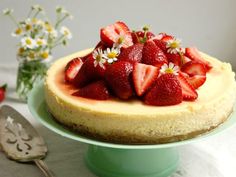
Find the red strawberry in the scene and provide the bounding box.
[185,47,212,70]
[105,61,134,99]
[177,73,198,101]
[72,80,110,100]
[0,84,7,102]
[181,61,206,76]
[182,56,191,65]
[144,74,182,106]
[100,21,133,48]
[118,43,144,63]
[133,63,159,96]
[165,53,182,66]
[132,31,155,43]
[153,39,167,51]
[187,75,206,89]
[73,56,106,87]
[142,40,168,68]
[161,35,174,42]
[65,58,83,83]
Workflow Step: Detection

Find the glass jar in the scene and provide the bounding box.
[16,59,49,101]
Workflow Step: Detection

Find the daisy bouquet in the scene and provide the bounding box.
[3,5,72,101]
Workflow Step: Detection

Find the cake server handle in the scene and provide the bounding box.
[34,159,55,177]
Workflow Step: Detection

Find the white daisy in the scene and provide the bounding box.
[40,50,52,61]
[60,26,72,39]
[159,62,179,76]
[21,37,37,49]
[11,28,23,37]
[166,38,182,54]
[114,32,129,48]
[36,38,47,47]
[103,45,120,64]
[93,48,106,69]
[44,24,58,38]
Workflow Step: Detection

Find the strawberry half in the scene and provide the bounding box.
[177,73,198,101]
[132,63,159,96]
[142,40,168,68]
[181,61,207,89]
[0,84,7,102]
[187,75,206,89]
[73,56,106,87]
[165,53,182,66]
[185,47,212,71]
[144,74,182,106]
[65,58,83,83]
[118,43,144,63]
[100,21,133,48]
[181,61,206,76]
[105,61,134,100]
[73,80,110,100]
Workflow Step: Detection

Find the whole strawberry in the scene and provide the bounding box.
[144,74,182,106]
[132,26,155,44]
[0,84,7,102]
[105,61,134,100]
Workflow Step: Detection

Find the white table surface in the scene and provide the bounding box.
[0,64,236,177]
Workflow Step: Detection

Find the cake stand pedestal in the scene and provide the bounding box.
[85,145,178,177]
[28,83,236,177]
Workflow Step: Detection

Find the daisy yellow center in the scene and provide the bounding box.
[32,18,38,24]
[107,52,117,59]
[96,55,102,61]
[15,28,22,35]
[117,36,124,44]
[18,47,24,54]
[165,68,174,74]
[26,39,32,45]
[170,41,179,49]
[25,24,32,31]
[41,52,49,59]
[37,40,43,45]
[29,52,35,59]
[64,30,69,36]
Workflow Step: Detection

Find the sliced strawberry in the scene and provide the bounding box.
[187,75,206,89]
[161,35,174,42]
[118,43,144,63]
[133,63,159,96]
[65,58,83,83]
[0,84,7,102]
[144,74,182,106]
[165,53,182,66]
[181,61,206,76]
[73,56,106,87]
[72,80,110,100]
[177,73,198,101]
[132,31,155,43]
[182,56,191,65]
[185,47,212,70]
[100,21,133,48]
[105,61,134,99]
[142,40,168,68]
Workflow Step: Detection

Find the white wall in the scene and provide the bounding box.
[1,0,236,69]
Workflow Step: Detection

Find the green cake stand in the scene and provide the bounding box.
[28,83,236,177]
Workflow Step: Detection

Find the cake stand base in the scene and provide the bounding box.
[85,145,179,177]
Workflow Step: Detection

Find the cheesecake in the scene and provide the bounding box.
[44,21,236,144]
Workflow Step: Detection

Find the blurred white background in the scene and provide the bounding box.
[0,0,236,69]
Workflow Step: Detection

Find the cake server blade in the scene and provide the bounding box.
[0,105,55,177]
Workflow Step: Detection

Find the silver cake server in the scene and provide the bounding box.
[0,105,55,177]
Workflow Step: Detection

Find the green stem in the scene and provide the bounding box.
[27,9,33,18]
[8,14,20,28]
[33,10,40,18]
[55,14,68,29]
[51,42,63,49]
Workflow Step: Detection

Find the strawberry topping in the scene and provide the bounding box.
[133,63,159,96]
[73,80,110,100]
[144,74,182,106]
[118,43,144,63]
[0,84,7,102]
[100,21,133,48]
[105,61,134,100]
[142,40,168,68]
[65,58,83,83]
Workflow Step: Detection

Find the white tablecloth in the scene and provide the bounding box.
[1,64,236,177]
